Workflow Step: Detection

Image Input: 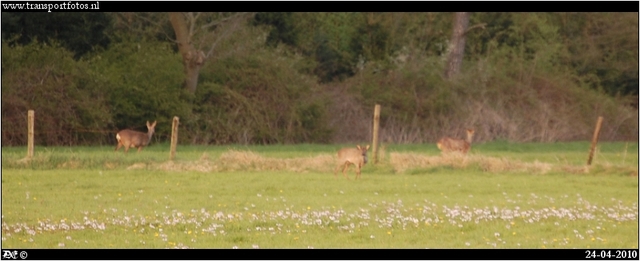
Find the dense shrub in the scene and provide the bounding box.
[86,37,192,143]
[326,45,638,144]
[193,48,332,144]
[1,41,112,145]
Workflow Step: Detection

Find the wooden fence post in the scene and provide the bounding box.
[587,116,604,166]
[27,110,34,159]
[170,116,179,161]
[372,104,381,164]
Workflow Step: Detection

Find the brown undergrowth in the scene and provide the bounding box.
[390,152,553,174]
[145,150,335,173]
[117,150,636,176]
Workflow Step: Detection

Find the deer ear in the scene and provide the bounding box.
[365,145,370,150]
[152,121,157,127]
[356,145,361,150]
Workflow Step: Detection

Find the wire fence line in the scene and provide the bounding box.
[1,126,156,146]
[2,111,181,153]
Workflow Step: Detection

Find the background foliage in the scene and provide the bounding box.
[2,12,637,146]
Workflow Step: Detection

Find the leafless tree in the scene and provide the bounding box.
[444,12,485,79]
[169,12,253,93]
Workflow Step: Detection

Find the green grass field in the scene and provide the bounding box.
[1,142,638,249]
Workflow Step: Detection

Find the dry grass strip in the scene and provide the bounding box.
[390,152,553,174]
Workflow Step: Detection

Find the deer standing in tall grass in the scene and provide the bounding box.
[115,121,157,153]
[437,129,475,155]
[334,145,370,180]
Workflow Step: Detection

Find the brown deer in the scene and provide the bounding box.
[437,129,475,155]
[334,145,370,180]
[115,121,157,153]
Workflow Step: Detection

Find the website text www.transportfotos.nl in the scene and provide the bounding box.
[2,1,99,12]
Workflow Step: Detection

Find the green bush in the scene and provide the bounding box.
[193,49,332,144]
[1,40,112,146]
[86,37,192,143]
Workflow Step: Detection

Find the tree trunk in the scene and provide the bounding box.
[444,12,470,79]
[169,12,206,93]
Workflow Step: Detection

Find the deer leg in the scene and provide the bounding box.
[137,146,143,153]
[342,164,350,180]
[355,165,361,180]
[115,142,122,152]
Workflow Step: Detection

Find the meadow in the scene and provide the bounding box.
[1,142,638,249]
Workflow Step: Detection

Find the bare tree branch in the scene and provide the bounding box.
[188,12,199,40]
[117,12,177,42]
[464,23,487,36]
[201,12,248,31]
[205,13,249,59]
[168,12,254,92]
